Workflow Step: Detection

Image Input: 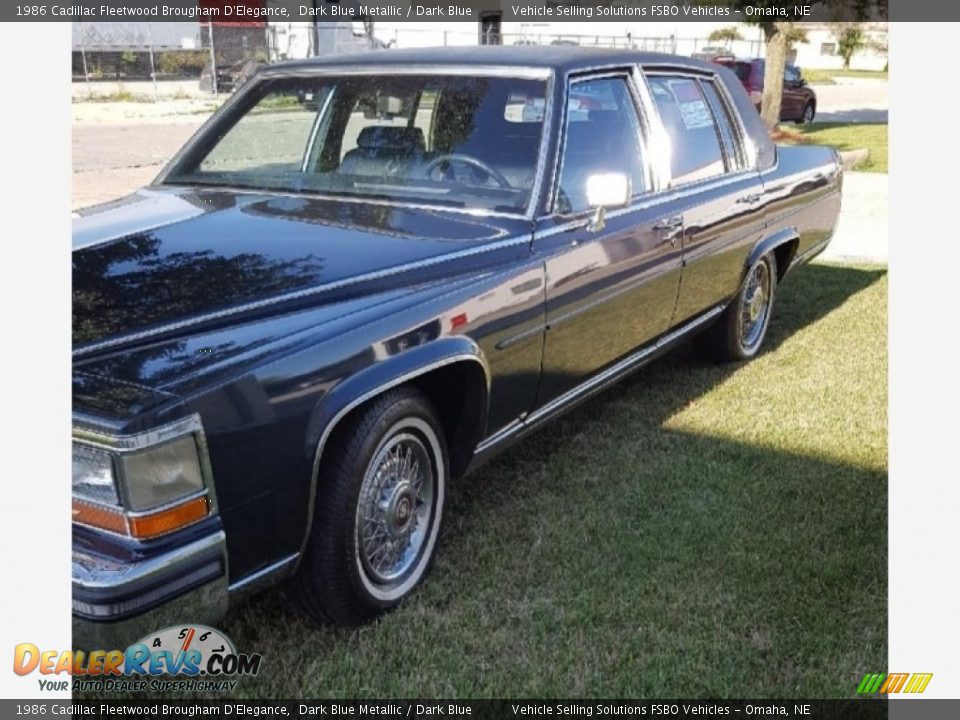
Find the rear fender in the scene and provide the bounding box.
[745,227,800,283]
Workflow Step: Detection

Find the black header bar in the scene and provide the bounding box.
[0,698,913,719]
[5,1,918,24]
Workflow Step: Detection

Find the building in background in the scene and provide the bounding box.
[367,19,887,72]
[789,22,887,71]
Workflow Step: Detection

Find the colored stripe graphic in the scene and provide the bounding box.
[858,672,933,694]
[857,673,884,694]
[879,673,909,693]
[903,673,933,694]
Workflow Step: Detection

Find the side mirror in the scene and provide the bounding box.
[585,172,630,233]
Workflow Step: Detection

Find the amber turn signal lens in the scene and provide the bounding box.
[72,499,129,535]
[128,495,209,539]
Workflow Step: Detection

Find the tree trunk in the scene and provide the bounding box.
[760,22,790,130]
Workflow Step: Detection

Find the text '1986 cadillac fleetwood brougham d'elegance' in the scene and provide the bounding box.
[72,48,841,644]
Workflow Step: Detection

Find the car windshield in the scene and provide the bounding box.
[164,74,549,214]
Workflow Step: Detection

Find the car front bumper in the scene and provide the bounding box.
[72,529,228,650]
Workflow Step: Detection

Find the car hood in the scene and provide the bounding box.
[73,187,529,356]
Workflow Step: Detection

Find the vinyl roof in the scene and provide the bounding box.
[274,45,721,75]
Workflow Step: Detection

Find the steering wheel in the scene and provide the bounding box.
[423,154,512,189]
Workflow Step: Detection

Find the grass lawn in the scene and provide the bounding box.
[84,263,885,701]
[181,262,885,700]
[802,68,889,85]
[778,123,888,174]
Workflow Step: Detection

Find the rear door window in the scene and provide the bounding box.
[647,75,725,185]
[699,79,744,172]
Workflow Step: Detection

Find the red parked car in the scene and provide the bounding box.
[713,58,817,124]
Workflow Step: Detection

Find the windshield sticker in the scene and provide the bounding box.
[678,99,714,130]
[665,80,715,130]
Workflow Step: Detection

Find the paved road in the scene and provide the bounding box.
[809,78,888,123]
[72,122,201,210]
[817,171,888,264]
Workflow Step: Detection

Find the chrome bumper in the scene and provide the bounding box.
[72,531,228,649]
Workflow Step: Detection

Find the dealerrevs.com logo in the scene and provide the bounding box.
[14,625,262,693]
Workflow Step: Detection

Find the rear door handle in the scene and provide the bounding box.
[654,216,683,245]
[737,193,762,205]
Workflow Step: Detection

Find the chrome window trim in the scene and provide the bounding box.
[709,74,756,171]
[259,64,552,80]
[300,86,334,173]
[156,66,555,222]
[534,167,759,241]
[535,62,761,233]
[542,62,655,216]
[642,69,734,190]
[630,65,671,193]
[695,77,744,174]
[155,183,532,220]
[548,68,653,216]
[528,71,557,224]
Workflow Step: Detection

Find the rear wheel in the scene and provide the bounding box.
[294,388,447,625]
[700,252,777,363]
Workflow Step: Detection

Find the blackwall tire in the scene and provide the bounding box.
[798,102,815,125]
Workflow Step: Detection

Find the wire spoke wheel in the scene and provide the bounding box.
[295,388,446,625]
[355,425,438,594]
[739,258,773,352]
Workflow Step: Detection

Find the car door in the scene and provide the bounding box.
[642,72,766,325]
[782,65,804,120]
[532,71,683,407]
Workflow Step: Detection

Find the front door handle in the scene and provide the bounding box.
[654,216,683,246]
[737,193,762,205]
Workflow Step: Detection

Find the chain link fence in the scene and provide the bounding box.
[72,21,765,101]
[379,25,763,56]
[72,22,386,100]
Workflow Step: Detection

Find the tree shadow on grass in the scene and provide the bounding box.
[222,263,887,699]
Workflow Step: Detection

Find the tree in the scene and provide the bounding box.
[783,26,809,50]
[835,23,867,69]
[708,27,743,45]
[720,1,882,129]
[755,22,792,129]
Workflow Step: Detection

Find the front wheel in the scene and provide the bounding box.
[700,252,777,363]
[294,388,447,626]
[797,102,815,125]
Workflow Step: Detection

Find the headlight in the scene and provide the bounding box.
[72,444,119,505]
[119,436,205,512]
[72,416,214,539]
